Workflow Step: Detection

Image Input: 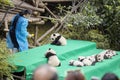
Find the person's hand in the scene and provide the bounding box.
[28,34,34,38]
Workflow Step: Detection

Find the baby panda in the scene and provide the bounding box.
[50,33,67,46]
[69,60,84,67]
[95,54,104,62]
[78,56,86,62]
[95,50,109,62]
[104,50,113,59]
[78,56,96,66]
[86,55,96,65]
[104,50,118,59]
[45,48,61,67]
[82,58,94,66]
[95,50,113,61]
[108,50,117,56]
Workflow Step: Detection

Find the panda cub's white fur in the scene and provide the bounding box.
[45,48,61,67]
[78,56,86,61]
[86,56,96,64]
[69,60,84,67]
[108,50,117,56]
[50,33,67,46]
[95,50,109,62]
[104,51,112,59]
[82,58,93,66]
[78,56,96,66]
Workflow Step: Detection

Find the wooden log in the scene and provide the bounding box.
[12,74,25,80]
[55,15,68,32]
[28,18,41,22]
[37,16,60,21]
[0,9,17,14]
[34,25,38,46]
[17,5,45,13]
[44,5,57,18]
[38,3,46,8]
[33,11,41,17]
[36,22,59,45]
[41,0,72,2]
[34,20,45,24]
[40,1,58,18]
[55,0,85,32]
[4,19,9,32]
[12,0,45,12]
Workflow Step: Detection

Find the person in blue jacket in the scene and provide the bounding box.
[6,9,33,53]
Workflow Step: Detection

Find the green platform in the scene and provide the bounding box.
[11,40,120,80]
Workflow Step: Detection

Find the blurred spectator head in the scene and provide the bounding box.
[32,64,58,80]
[65,70,85,80]
[102,73,119,80]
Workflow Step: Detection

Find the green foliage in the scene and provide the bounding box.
[63,2,107,49]
[65,2,102,29]
[62,0,120,50]
[0,40,16,79]
[87,30,110,49]
[90,0,120,50]
[0,0,13,6]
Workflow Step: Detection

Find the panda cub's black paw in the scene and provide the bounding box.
[58,63,61,67]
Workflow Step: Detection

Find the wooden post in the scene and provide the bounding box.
[13,0,45,12]
[36,22,59,45]
[40,1,58,18]
[34,25,38,46]
[4,19,9,32]
[4,19,9,37]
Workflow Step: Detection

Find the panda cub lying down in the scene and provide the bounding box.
[50,33,67,46]
[45,48,61,67]
[69,55,96,67]
[69,50,117,67]
[95,50,117,62]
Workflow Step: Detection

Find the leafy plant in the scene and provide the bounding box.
[0,40,16,79]
[61,0,120,50]
[0,0,13,6]
[89,0,120,50]
[65,2,102,29]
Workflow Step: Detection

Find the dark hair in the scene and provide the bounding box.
[65,70,85,80]
[50,72,58,80]
[102,73,119,80]
[19,9,32,16]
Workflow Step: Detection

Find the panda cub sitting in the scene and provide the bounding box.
[50,33,67,46]
[45,48,61,67]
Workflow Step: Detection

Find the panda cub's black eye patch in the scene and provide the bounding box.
[53,34,56,36]
[52,38,54,40]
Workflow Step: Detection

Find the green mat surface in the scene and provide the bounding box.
[11,40,120,80]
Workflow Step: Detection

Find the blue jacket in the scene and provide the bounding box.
[6,14,29,52]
